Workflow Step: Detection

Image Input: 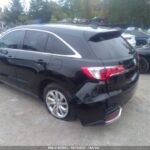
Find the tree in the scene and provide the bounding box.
[50,15,57,23]
[49,1,68,20]
[58,0,102,19]
[59,0,76,18]
[108,0,150,27]
[29,0,52,23]
[3,0,23,24]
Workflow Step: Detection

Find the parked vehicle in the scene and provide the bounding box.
[136,46,150,73]
[126,27,136,31]
[90,16,107,25]
[122,33,136,47]
[124,28,150,47]
[72,18,88,24]
[0,24,139,125]
[57,18,73,24]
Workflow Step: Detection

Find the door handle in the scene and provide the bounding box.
[38,59,44,62]
[8,55,12,58]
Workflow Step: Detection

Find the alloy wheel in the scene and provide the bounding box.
[46,90,69,119]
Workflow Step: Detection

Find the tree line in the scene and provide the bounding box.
[0,0,104,25]
[108,0,150,28]
[0,0,150,27]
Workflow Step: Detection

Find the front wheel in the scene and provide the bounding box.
[43,83,76,121]
[139,56,149,74]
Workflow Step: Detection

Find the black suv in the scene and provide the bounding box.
[0,24,139,125]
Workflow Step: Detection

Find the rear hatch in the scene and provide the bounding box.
[87,30,139,92]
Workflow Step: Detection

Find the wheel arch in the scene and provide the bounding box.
[139,54,150,73]
[38,76,75,100]
[139,54,149,61]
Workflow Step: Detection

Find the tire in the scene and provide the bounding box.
[139,56,149,74]
[43,83,76,121]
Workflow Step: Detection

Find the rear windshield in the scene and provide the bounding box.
[89,37,134,60]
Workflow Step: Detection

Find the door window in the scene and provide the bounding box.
[0,30,25,49]
[46,35,74,55]
[23,30,48,52]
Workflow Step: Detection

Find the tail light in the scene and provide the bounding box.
[81,65,126,81]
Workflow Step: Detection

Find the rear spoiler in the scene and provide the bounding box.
[84,29,122,42]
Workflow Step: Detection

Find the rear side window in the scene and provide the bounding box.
[46,35,74,55]
[0,30,25,49]
[23,31,48,52]
[89,37,134,60]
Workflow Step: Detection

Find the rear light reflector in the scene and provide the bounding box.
[106,110,120,122]
[105,106,122,124]
[81,65,126,81]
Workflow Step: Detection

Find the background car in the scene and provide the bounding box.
[136,46,150,73]
[90,16,107,25]
[122,33,136,47]
[124,27,150,47]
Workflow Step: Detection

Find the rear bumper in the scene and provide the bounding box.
[72,77,139,126]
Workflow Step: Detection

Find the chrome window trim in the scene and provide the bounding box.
[0,28,82,58]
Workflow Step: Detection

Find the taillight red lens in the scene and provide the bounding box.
[81,65,126,81]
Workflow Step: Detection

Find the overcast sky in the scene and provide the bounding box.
[0,0,58,8]
[0,0,30,9]
[0,0,57,9]
[0,0,11,8]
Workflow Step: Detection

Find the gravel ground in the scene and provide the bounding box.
[0,75,150,146]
